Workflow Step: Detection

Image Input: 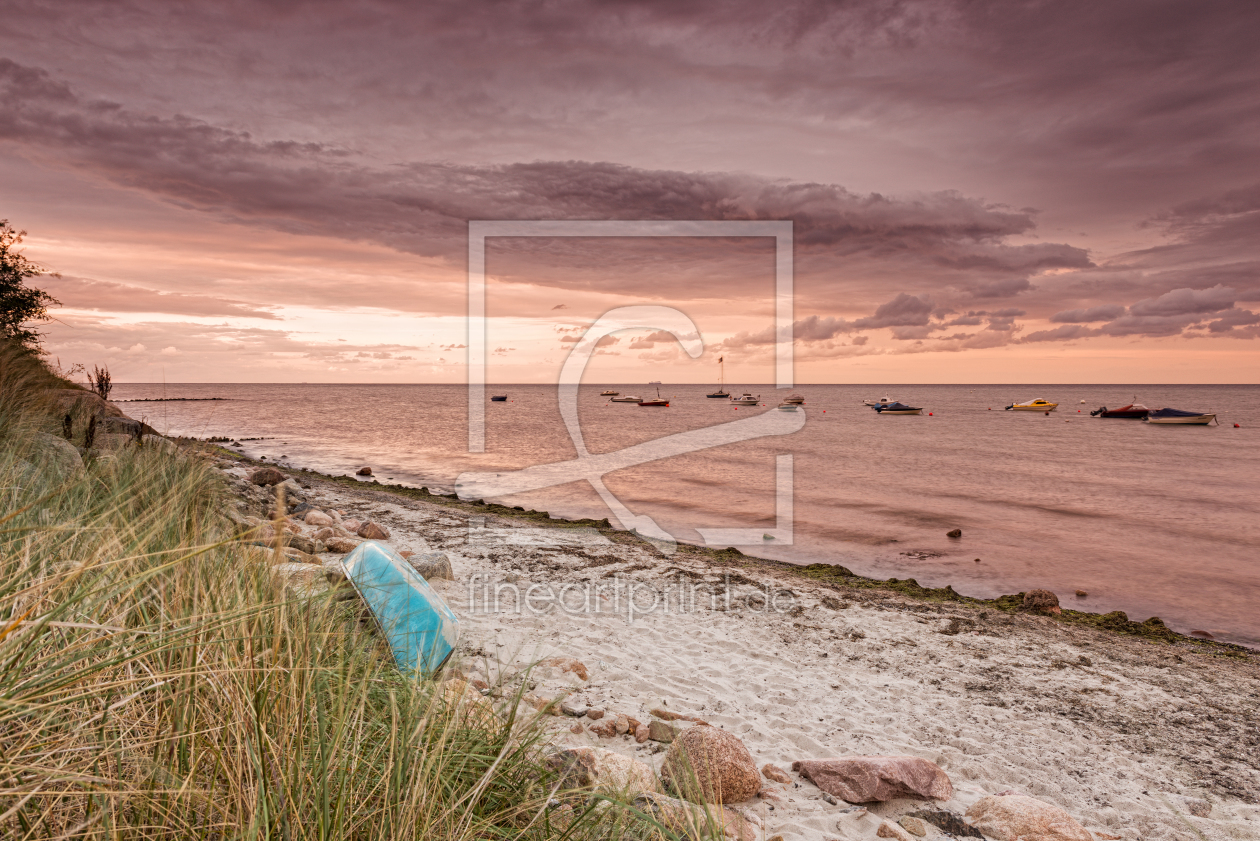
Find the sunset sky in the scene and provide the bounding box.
[3,0,1258,383]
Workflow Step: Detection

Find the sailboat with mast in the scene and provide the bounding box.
[707,356,730,398]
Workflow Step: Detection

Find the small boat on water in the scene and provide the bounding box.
[863,395,895,407]
[1090,403,1149,419]
[490,394,508,402]
[610,394,641,403]
[776,401,800,411]
[600,389,619,396]
[1005,398,1058,412]
[648,380,662,385]
[875,401,923,415]
[730,393,760,406]
[1145,408,1218,425]
[782,393,805,405]
[638,387,669,407]
[707,355,729,398]
[341,542,459,675]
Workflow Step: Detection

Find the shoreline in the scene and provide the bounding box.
[206,442,1260,840]
[208,439,1253,656]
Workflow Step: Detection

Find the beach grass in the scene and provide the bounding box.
[0,342,691,840]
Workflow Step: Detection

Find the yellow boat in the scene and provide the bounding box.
[1005,398,1058,412]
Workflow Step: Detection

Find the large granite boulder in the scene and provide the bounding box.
[791,756,952,803]
[30,432,84,483]
[965,795,1093,841]
[661,726,761,804]
[409,550,455,581]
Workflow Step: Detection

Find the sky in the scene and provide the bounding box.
[2,0,1259,384]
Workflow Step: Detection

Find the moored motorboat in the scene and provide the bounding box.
[609,394,641,402]
[1005,398,1058,412]
[863,395,895,407]
[638,387,669,407]
[1145,408,1218,425]
[490,394,508,401]
[782,393,805,405]
[874,401,923,415]
[730,393,760,406]
[600,389,619,396]
[1090,403,1149,419]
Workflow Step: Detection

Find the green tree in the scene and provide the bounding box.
[0,220,60,350]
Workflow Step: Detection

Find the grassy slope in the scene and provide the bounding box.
[0,342,691,841]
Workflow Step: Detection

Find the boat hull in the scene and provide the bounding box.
[878,408,922,415]
[638,400,669,406]
[341,542,459,676]
[1006,404,1058,411]
[490,396,507,401]
[609,396,641,402]
[1146,414,1216,425]
[706,392,730,398]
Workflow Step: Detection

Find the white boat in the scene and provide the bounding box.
[863,395,895,407]
[1005,398,1058,412]
[730,393,760,406]
[782,393,805,405]
[648,380,662,385]
[600,389,619,396]
[1145,408,1218,425]
[609,395,641,403]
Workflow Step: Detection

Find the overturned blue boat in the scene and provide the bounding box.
[341,542,460,676]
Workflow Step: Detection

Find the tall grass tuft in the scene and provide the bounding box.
[0,341,689,840]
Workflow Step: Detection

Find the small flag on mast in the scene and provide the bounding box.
[718,356,723,363]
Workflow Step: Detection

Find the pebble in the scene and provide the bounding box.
[560,701,589,717]
[898,816,928,837]
[586,708,605,720]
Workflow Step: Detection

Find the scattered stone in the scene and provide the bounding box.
[877,819,916,841]
[287,534,324,555]
[634,723,650,743]
[821,792,837,805]
[586,708,605,720]
[650,707,707,724]
[546,746,659,795]
[820,596,846,610]
[613,714,630,736]
[1075,589,1087,597]
[342,518,362,533]
[304,509,334,526]
[409,550,454,581]
[540,657,590,681]
[1022,589,1061,614]
[761,763,793,785]
[588,717,619,738]
[965,794,1092,841]
[634,792,757,841]
[357,521,390,540]
[440,679,498,730]
[356,466,372,476]
[560,700,589,717]
[661,725,761,804]
[324,536,362,553]
[946,528,962,538]
[791,756,952,803]
[909,808,983,838]
[898,816,928,837]
[249,467,286,486]
[523,693,561,716]
[649,719,678,743]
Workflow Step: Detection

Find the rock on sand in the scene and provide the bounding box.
[964,794,1093,841]
[545,746,659,795]
[661,726,761,804]
[791,756,952,803]
[249,467,286,486]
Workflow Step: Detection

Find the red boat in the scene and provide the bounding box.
[1089,403,1149,419]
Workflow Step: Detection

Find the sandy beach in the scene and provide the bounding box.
[222,457,1260,841]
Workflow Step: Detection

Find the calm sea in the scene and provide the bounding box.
[113,383,1260,647]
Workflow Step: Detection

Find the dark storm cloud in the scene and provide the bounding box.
[44,275,280,319]
[0,58,1086,305]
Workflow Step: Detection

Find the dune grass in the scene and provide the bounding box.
[0,342,691,840]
